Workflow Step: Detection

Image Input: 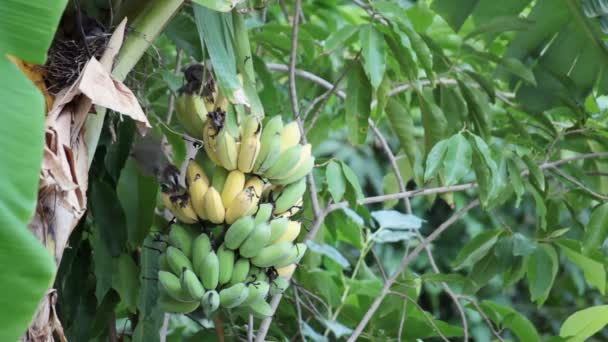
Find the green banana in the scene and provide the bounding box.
[166,246,193,275]
[168,224,194,257]
[175,94,207,139]
[216,129,239,170]
[279,121,301,152]
[239,223,271,258]
[275,220,301,243]
[246,267,268,283]
[241,280,270,306]
[273,155,315,186]
[268,217,289,243]
[251,242,294,268]
[159,271,193,302]
[224,216,255,250]
[219,283,250,308]
[276,264,296,278]
[159,293,200,314]
[254,116,283,172]
[230,258,251,285]
[255,203,274,225]
[217,244,235,285]
[180,269,205,300]
[200,251,220,290]
[201,290,220,316]
[248,298,273,318]
[159,254,170,272]
[264,144,303,179]
[274,243,307,268]
[192,233,212,277]
[269,277,290,296]
[273,178,307,215]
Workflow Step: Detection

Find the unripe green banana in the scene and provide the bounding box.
[203,187,225,224]
[276,220,302,243]
[221,170,246,208]
[274,242,307,268]
[219,283,250,308]
[168,225,194,257]
[216,129,238,170]
[239,223,271,258]
[279,121,301,152]
[254,116,283,172]
[166,246,193,275]
[276,264,296,278]
[200,251,220,290]
[268,217,289,243]
[175,94,206,139]
[264,144,303,179]
[251,242,294,268]
[224,216,256,250]
[192,233,212,277]
[270,144,311,180]
[276,197,303,218]
[246,266,268,283]
[273,154,315,186]
[159,270,193,302]
[269,277,290,295]
[273,178,307,215]
[159,293,200,313]
[201,290,220,316]
[211,166,228,193]
[241,280,270,306]
[180,269,205,300]
[248,298,273,318]
[255,203,274,224]
[230,258,251,285]
[217,244,235,285]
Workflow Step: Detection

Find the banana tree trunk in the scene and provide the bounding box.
[23,1,183,340]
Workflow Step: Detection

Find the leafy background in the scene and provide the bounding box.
[6,0,608,341]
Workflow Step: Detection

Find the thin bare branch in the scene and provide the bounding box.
[293,286,305,342]
[388,291,450,342]
[549,166,608,200]
[159,314,170,342]
[247,315,253,342]
[457,295,505,342]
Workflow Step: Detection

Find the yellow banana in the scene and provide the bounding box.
[275,220,302,243]
[221,170,246,208]
[203,187,225,224]
[186,159,210,188]
[279,121,301,152]
[203,120,222,165]
[237,135,261,173]
[276,264,296,278]
[175,195,199,224]
[225,187,256,224]
[216,129,239,170]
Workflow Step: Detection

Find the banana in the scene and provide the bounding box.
[273,156,314,186]
[276,264,296,278]
[158,270,193,302]
[269,277,290,296]
[246,267,269,283]
[166,246,193,275]
[203,187,225,224]
[219,283,250,308]
[168,225,194,257]
[225,216,256,249]
[251,242,294,268]
[216,129,239,170]
[175,194,199,224]
[264,144,303,179]
[192,233,212,277]
[180,269,205,300]
[203,120,222,165]
[159,293,200,313]
[271,144,314,183]
[274,243,307,268]
[241,115,262,139]
[239,223,271,258]
[230,258,251,285]
[238,135,261,173]
[241,280,270,306]
[201,290,220,316]
[255,203,274,224]
[254,116,283,172]
[159,254,170,272]
[268,218,289,243]
[248,298,273,318]
[175,94,207,139]
[277,197,303,218]
[186,159,209,186]
[273,178,307,215]
[217,244,235,285]
[275,220,302,243]
[190,179,209,220]
[211,167,228,193]
[225,187,256,224]
[200,251,220,290]
[245,176,265,198]
[162,192,197,224]
[279,121,301,152]
[221,170,246,208]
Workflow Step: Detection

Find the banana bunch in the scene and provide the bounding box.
[157,211,303,317]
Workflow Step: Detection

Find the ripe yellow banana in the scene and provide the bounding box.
[175,194,199,224]
[279,121,301,152]
[221,170,246,208]
[186,159,210,188]
[237,135,261,173]
[275,220,301,243]
[225,187,256,224]
[175,94,207,139]
[161,192,197,224]
[203,120,222,165]
[203,187,225,224]
[276,264,296,278]
[216,129,239,170]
